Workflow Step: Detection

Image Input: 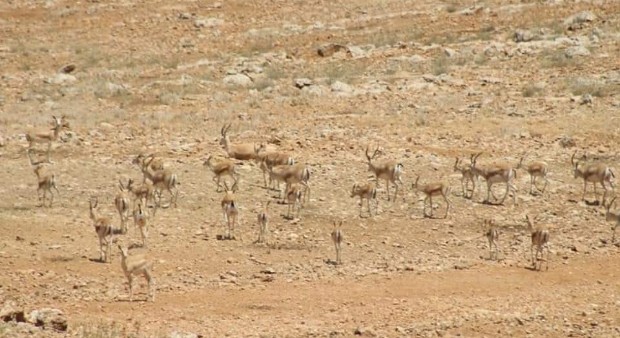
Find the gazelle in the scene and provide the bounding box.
[117,244,154,302]
[89,197,122,263]
[255,145,295,187]
[365,147,403,201]
[483,219,500,260]
[603,197,619,243]
[256,201,270,244]
[140,155,180,208]
[132,153,165,183]
[25,115,70,163]
[203,155,239,192]
[525,215,550,271]
[411,176,452,219]
[27,149,59,207]
[470,152,517,205]
[517,155,549,195]
[267,163,311,203]
[132,203,150,248]
[220,123,260,161]
[331,221,343,265]
[126,178,155,211]
[220,182,239,240]
[350,182,378,217]
[114,180,131,233]
[454,157,477,199]
[571,151,614,205]
[285,184,304,220]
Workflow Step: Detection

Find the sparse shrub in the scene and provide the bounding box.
[541,49,575,68]
[568,78,614,97]
[522,84,544,97]
[431,55,451,75]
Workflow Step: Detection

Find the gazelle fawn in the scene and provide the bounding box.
[25,115,70,163]
[365,147,403,201]
[517,155,549,195]
[350,182,378,217]
[267,163,311,203]
[203,155,239,192]
[133,203,150,248]
[89,197,122,263]
[571,151,615,205]
[525,215,550,271]
[454,157,477,199]
[117,244,154,302]
[483,219,500,260]
[470,153,517,205]
[603,197,620,243]
[27,149,60,207]
[114,180,131,233]
[331,221,344,265]
[256,201,270,244]
[411,176,452,218]
[220,182,239,240]
[285,184,304,220]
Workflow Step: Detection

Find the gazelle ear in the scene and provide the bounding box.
[339,220,343,226]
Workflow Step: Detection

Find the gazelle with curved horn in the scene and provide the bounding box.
[454,157,477,199]
[219,123,261,161]
[411,176,452,218]
[25,115,70,163]
[517,154,550,195]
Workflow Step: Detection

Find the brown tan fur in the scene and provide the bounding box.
[412,176,452,219]
[267,163,311,203]
[25,115,69,163]
[256,201,270,244]
[89,197,122,263]
[454,157,478,199]
[525,215,550,271]
[27,149,60,207]
[114,180,131,233]
[220,123,260,161]
[203,155,239,192]
[117,244,154,302]
[470,153,517,205]
[603,197,620,243]
[571,151,615,204]
[483,219,500,260]
[255,144,295,187]
[220,182,239,240]
[140,156,180,208]
[331,221,344,265]
[365,147,403,201]
[350,182,378,217]
[517,155,549,195]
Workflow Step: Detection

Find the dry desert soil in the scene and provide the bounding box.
[0,0,619,337]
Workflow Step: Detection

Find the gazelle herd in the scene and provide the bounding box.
[19,118,620,300]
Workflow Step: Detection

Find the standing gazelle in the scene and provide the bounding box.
[221,182,239,240]
[285,184,304,220]
[256,201,270,244]
[25,115,70,163]
[27,149,60,207]
[525,215,550,271]
[571,151,614,205]
[203,155,239,192]
[483,219,500,260]
[365,147,403,201]
[117,244,154,302]
[470,153,517,205]
[267,163,311,203]
[454,157,477,199]
[133,203,150,248]
[220,123,261,161]
[115,180,131,233]
[140,155,180,208]
[411,176,452,219]
[350,182,378,217]
[331,221,343,265]
[603,197,620,243]
[89,197,123,263]
[517,155,549,195]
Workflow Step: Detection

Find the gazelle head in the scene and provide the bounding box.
[117,243,129,258]
[365,146,381,170]
[223,180,238,194]
[570,151,587,178]
[220,123,232,146]
[52,115,70,129]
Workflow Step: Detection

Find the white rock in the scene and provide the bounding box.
[223,73,253,87]
[44,73,76,85]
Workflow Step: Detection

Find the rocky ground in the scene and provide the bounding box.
[0,0,619,337]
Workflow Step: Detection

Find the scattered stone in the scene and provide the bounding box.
[223,73,253,87]
[44,73,76,85]
[580,94,593,105]
[294,78,313,89]
[565,46,590,58]
[514,29,536,43]
[28,308,68,332]
[317,43,347,57]
[194,17,224,29]
[559,136,576,148]
[59,64,76,74]
[1,301,25,323]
